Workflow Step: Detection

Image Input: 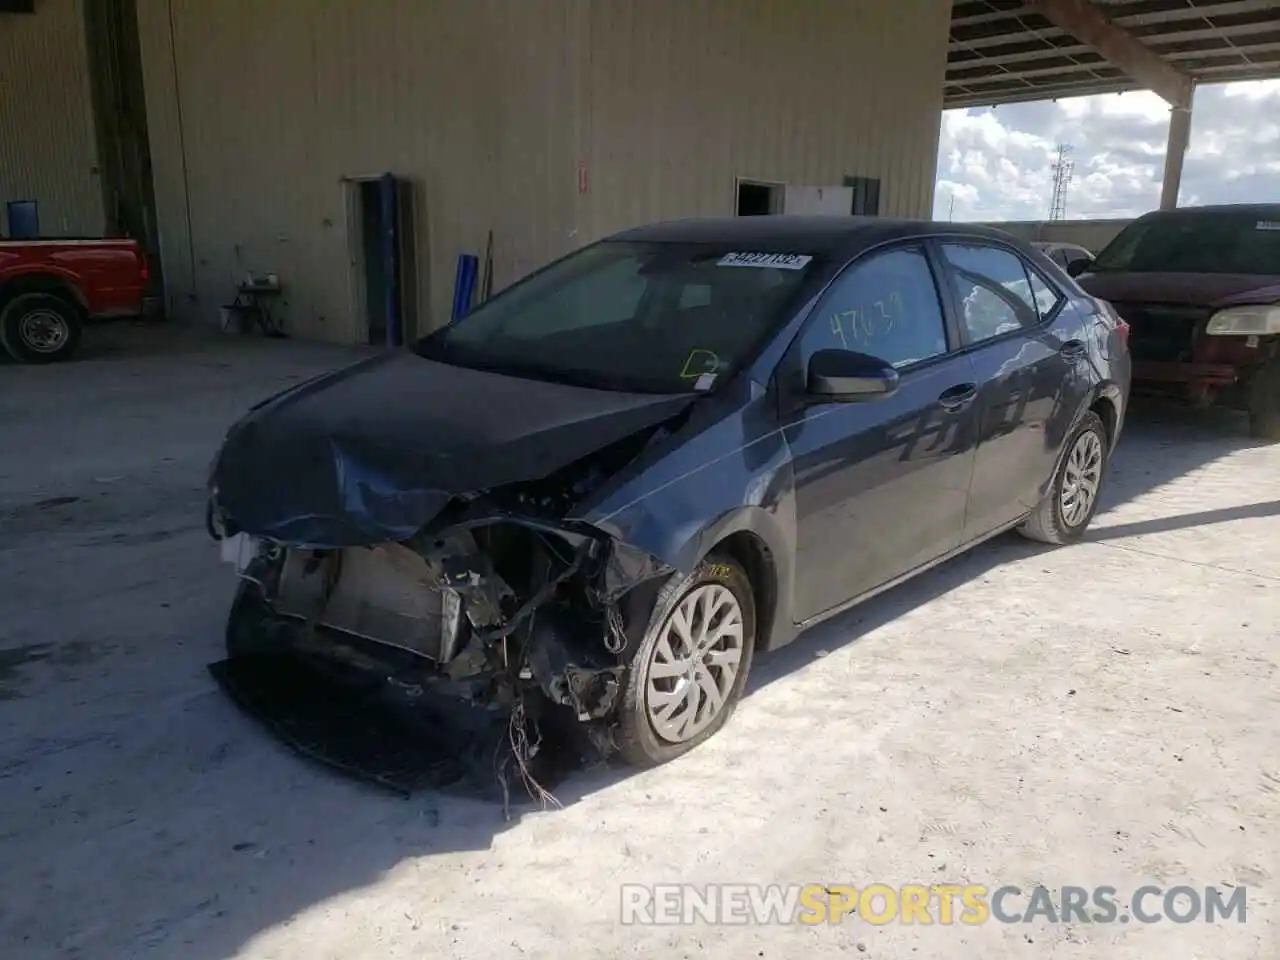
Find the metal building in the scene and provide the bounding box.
[0,0,102,236]
[136,0,952,342]
[2,0,952,342]
[3,0,1277,344]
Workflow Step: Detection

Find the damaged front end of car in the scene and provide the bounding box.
[206,442,677,806]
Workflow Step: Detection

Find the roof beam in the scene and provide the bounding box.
[1110,0,1280,29]
[1026,0,1195,107]
[945,79,1141,109]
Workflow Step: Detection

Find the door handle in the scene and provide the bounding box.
[1060,339,1086,358]
[938,383,977,411]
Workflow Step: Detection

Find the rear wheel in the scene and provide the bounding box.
[1018,410,1108,545]
[1247,361,1280,442]
[0,293,83,363]
[615,555,756,767]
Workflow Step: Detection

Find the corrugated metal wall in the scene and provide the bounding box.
[136,0,582,339]
[136,0,950,342]
[0,0,104,236]
[583,0,949,238]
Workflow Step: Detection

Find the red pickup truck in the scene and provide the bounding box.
[0,238,150,363]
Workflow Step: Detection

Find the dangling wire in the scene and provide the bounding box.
[603,602,627,655]
[505,699,561,812]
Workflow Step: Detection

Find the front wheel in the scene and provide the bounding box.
[615,555,757,767]
[0,293,83,363]
[1018,410,1108,545]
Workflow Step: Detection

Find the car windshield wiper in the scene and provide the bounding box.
[417,346,669,393]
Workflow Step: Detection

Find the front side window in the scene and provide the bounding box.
[796,247,948,369]
[940,244,1041,344]
[417,241,814,393]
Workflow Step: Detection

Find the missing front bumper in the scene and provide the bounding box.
[209,654,475,796]
[209,504,677,800]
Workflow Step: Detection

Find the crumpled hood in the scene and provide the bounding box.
[211,352,694,545]
[1078,271,1280,308]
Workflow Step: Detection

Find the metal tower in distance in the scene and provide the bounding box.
[1049,143,1075,221]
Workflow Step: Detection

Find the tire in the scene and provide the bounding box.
[1018,410,1108,545]
[0,293,83,363]
[1247,361,1280,442]
[615,553,757,767]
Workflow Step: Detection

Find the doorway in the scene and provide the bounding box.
[735,178,784,216]
[345,175,419,346]
[83,0,162,290]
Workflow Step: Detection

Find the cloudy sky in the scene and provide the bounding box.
[933,78,1280,222]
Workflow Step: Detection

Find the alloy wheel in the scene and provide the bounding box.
[1060,429,1103,527]
[644,583,745,744]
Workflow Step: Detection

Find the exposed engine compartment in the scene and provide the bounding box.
[245,518,636,724]
[211,420,683,806]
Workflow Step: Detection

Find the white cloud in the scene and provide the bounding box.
[933,80,1280,222]
[1222,78,1280,99]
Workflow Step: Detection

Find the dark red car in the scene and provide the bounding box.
[1074,204,1280,440]
[0,237,150,363]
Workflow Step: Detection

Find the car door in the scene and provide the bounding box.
[935,241,1095,541]
[782,244,981,622]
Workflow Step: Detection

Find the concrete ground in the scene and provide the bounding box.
[1,324,1276,960]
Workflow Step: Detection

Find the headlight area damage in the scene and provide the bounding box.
[209,486,673,808]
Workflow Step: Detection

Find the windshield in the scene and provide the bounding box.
[1090,212,1280,275]
[416,240,815,393]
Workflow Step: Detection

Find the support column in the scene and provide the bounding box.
[1160,90,1194,210]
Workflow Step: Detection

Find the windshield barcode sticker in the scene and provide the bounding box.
[1256,220,1280,231]
[717,252,813,270]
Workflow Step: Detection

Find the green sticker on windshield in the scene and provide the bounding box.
[680,349,720,379]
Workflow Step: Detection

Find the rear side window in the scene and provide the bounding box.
[1026,266,1064,321]
[796,246,949,369]
[940,244,1041,344]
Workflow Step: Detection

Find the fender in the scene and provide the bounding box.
[0,267,88,313]
[576,430,801,652]
[1038,379,1125,506]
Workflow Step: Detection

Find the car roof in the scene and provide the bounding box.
[1135,203,1280,222]
[607,216,1026,257]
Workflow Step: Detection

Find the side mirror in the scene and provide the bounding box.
[806,349,899,402]
[1066,257,1091,278]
